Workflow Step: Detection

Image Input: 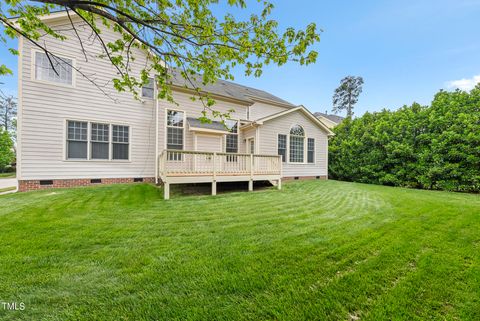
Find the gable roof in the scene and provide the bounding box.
[169,70,296,107]
[313,112,345,124]
[249,105,335,136]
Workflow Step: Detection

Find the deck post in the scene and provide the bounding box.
[212,181,217,196]
[213,152,217,180]
[277,178,282,190]
[249,154,254,192]
[164,182,170,200]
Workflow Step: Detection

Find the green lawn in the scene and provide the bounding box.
[0,172,15,178]
[0,181,479,320]
[0,186,16,193]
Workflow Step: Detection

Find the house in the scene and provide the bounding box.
[15,12,334,198]
[314,112,345,129]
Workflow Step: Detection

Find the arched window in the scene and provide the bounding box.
[289,125,305,162]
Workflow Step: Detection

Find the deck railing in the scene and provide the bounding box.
[158,150,282,179]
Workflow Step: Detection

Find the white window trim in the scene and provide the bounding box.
[141,77,155,100]
[31,49,76,88]
[224,119,240,153]
[245,136,256,154]
[287,125,307,164]
[165,109,186,162]
[112,124,132,161]
[307,137,316,164]
[64,119,131,162]
[90,122,110,161]
[276,133,288,163]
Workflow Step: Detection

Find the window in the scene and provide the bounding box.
[91,123,109,159]
[225,119,238,161]
[278,134,287,162]
[67,121,129,161]
[112,125,129,160]
[35,51,73,85]
[307,138,315,163]
[67,121,88,159]
[167,110,184,160]
[142,78,154,98]
[289,125,305,163]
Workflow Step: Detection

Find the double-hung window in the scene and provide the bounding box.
[307,138,315,163]
[66,121,129,161]
[142,78,154,98]
[289,125,305,163]
[225,119,238,162]
[166,110,184,160]
[91,123,109,159]
[67,121,88,159]
[278,134,287,162]
[35,51,73,85]
[112,125,129,160]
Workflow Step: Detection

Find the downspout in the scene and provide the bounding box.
[154,78,159,184]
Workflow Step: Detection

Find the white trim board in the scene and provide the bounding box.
[253,106,335,136]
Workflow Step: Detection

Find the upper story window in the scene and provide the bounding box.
[35,51,73,85]
[142,78,154,98]
[289,125,305,163]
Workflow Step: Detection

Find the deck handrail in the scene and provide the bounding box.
[163,149,280,158]
[157,150,282,179]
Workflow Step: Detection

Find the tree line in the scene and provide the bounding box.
[0,92,16,173]
[329,86,480,193]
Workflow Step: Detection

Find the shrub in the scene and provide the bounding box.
[329,86,480,193]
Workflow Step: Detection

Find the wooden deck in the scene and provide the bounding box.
[157,150,282,199]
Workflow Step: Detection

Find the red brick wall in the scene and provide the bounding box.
[18,177,155,192]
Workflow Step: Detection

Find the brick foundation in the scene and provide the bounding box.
[282,175,328,181]
[18,177,155,192]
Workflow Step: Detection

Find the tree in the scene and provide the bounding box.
[329,86,480,193]
[332,76,364,118]
[0,127,15,172]
[0,1,320,118]
[0,94,17,134]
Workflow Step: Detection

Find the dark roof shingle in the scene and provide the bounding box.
[187,117,229,132]
[169,70,295,107]
[313,112,345,124]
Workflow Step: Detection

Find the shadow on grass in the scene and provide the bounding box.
[170,181,275,197]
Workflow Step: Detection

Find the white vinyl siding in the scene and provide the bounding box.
[19,19,155,180]
[158,91,248,154]
[258,110,329,178]
[248,102,290,120]
[196,135,223,152]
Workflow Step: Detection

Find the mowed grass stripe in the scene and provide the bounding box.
[0,180,479,320]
